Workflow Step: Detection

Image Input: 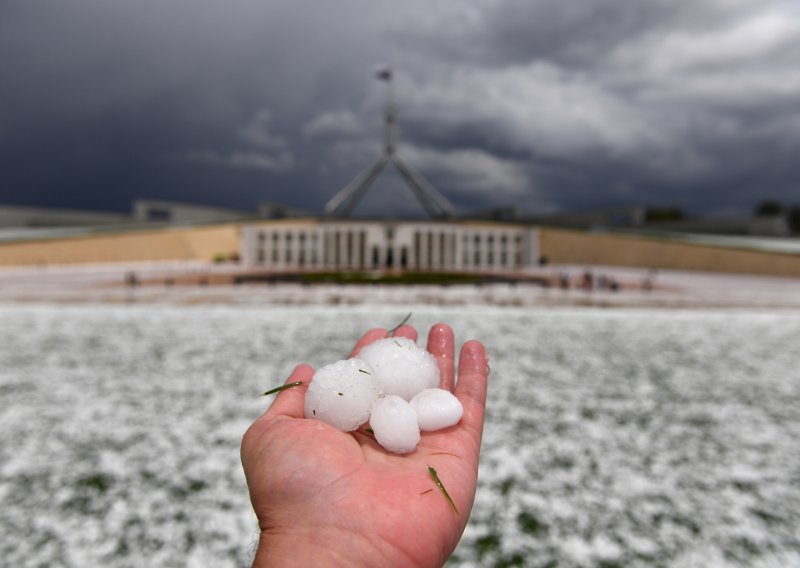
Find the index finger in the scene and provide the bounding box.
[350,327,388,357]
[264,364,314,419]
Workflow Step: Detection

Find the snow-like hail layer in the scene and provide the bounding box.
[409,388,463,431]
[356,336,440,401]
[303,358,380,432]
[1,304,800,567]
[369,395,421,455]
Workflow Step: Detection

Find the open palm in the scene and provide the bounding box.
[241,323,489,567]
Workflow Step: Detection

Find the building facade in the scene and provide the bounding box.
[241,219,539,273]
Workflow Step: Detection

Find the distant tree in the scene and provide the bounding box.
[645,207,685,222]
[789,206,800,233]
[755,200,783,216]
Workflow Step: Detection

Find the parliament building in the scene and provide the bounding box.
[240,219,539,273]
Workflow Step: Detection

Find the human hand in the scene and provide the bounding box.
[241,323,489,568]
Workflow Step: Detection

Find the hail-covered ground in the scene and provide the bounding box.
[1,303,799,567]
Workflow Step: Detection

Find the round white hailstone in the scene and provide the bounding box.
[304,358,381,432]
[369,395,421,454]
[409,388,464,431]
[357,337,440,401]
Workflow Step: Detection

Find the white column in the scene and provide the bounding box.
[330,229,338,269]
[439,231,449,270]
[314,230,322,268]
[494,232,502,272]
[323,230,330,268]
[453,229,464,270]
[347,229,358,269]
[463,233,471,270]
[481,232,490,270]
[418,231,427,269]
[500,231,514,270]
[298,231,305,268]
[264,231,272,267]
[306,230,314,268]
[338,230,347,269]
[292,231,301,269]
[430,230,440,269]
[275,232,282,268]
[448,232,457,270]
[409,229,418,269]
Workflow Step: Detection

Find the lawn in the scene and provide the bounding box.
[1,304,798,567]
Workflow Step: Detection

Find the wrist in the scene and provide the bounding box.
[252,527,416,568]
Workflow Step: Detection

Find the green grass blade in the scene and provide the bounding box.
[388,312,412,334]
[428,465,459,516]
[261,381,304,396]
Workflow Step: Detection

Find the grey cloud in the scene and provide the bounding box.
[1,0,799,217]
[303,110,366,140]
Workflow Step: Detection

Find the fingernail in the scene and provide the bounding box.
[462,341,487,372]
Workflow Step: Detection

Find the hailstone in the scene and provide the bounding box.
[369,395,421,454]
[409,388,463,431]
[303,358,381,432]
[357,337,440,401]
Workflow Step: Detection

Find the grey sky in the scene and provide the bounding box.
[2,0,799,217]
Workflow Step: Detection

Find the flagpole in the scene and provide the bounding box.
[383,69,396,156]
[324,67,455,218]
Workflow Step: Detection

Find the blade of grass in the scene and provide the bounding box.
[428,465,459,516]
[261,381,304,396]
[388,312,412,334]
[430,452,463,459]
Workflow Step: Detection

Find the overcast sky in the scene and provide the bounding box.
[2,0,799,217]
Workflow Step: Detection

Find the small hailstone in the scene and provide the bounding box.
[369,395,421,454]
[409,388,463,431]
[304,358,381,432]
[357,337,440,401]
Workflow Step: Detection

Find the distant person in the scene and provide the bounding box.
[559,271,570,289]
[642,269,657,291]
[240,324,489,568]
[581,269,594,291]
[125,271,138,288]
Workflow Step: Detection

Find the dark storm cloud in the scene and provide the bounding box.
[384,0,800,213]
[1,0,799,217]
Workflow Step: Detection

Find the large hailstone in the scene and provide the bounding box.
[369,395,421,454]
[357,337,440,401]
[304,358,381,432]
[409,388,463,431]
